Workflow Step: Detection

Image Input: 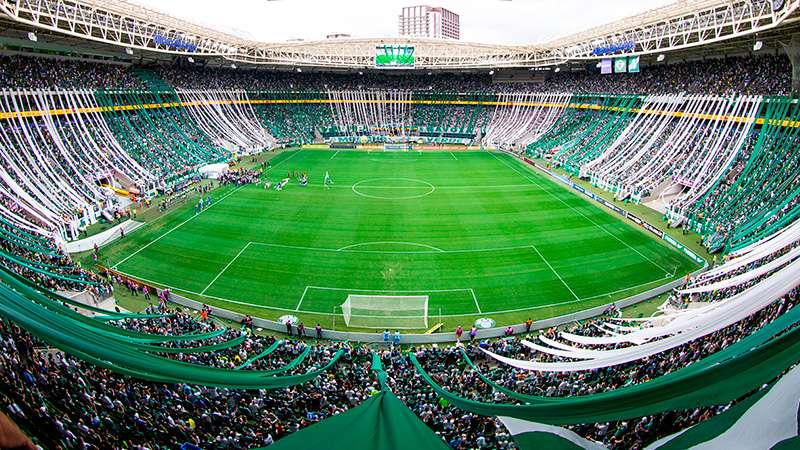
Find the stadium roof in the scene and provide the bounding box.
[0,0,798,69]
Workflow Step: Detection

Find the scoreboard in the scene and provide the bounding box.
[375,45,415,69]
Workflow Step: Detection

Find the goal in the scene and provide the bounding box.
[341,294,429,329]
[383,143,412,151]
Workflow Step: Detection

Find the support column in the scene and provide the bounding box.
[780,34,800,95]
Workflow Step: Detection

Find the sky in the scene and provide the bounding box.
[129,0,675,45]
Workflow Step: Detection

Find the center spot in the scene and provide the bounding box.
[351,178,435,200]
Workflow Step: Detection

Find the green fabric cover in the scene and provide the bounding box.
[0,267,342,389]
[266,390,448,450]
[513,431,589,450]
[235,340,282,369]
[653,388,769,450]
[410,303,800,424]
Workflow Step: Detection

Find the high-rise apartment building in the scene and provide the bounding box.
[398,6,460,40]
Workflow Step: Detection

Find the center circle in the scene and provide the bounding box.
[351,178,436,200]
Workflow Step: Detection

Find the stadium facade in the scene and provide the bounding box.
[0,1,799,449]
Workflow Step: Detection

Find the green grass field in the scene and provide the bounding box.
[100,149,700,331]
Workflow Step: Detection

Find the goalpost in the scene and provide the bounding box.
[383,143,412,151]
[341,295,429,329]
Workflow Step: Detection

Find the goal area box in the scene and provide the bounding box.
[383,143,413,151]
[341,294,428,329]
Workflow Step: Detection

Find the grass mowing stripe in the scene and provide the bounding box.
[112,149,302,270]
[490,151,673,275]
[111,185,244,270]
[105,150,699,330]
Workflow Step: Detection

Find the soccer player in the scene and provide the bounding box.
[324,171,333,189]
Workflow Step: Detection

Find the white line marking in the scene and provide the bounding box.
[351,178,435,200]
[296,285,310,311]
[337,241,445,252]
[114,269,676,317]
[306,183,536,191]
[306,285,473,294]
[248,241,534,255]
[112,150,302,270]
[200,242,251,295]
[530,244,580,300]
[450,152,458,160]
[330,150,339,160]
[490,152,672,275]
[111,185,244,269]
[469,288,482,314]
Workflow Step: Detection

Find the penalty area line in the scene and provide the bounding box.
[113,269,679,318]
[530,244,580,301]
[470,288,482,314]
[491,152,673,276]
[200,242,251,295]
[296,286,310,311]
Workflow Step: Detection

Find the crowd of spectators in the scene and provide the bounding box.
[0,55,144,90]
[0,263,795,450]
[0,51,789,96]
[0,191,110,296]
[544,55,791,96]
[683,111,800,250]
[152,54,791,96]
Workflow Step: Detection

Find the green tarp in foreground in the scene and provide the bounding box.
[266,390,448,450]
[410,302,800,425]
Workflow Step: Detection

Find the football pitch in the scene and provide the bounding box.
[105,149,700,330]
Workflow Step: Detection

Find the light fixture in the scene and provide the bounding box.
[657,54,665,62]
[358,71,363,75]
[27,32,37,42]
[230,63,237,69]
[296,67,302,72]
[753,40,763,51]
[125,47,134,55]
[596,61,602,68]
[187,57,194,63]
[427,71,432,75]
[554,67,561,73]
[488,70,495,75]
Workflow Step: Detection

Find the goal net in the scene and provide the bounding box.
[383,143,412,151]
[341,295,428,329]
